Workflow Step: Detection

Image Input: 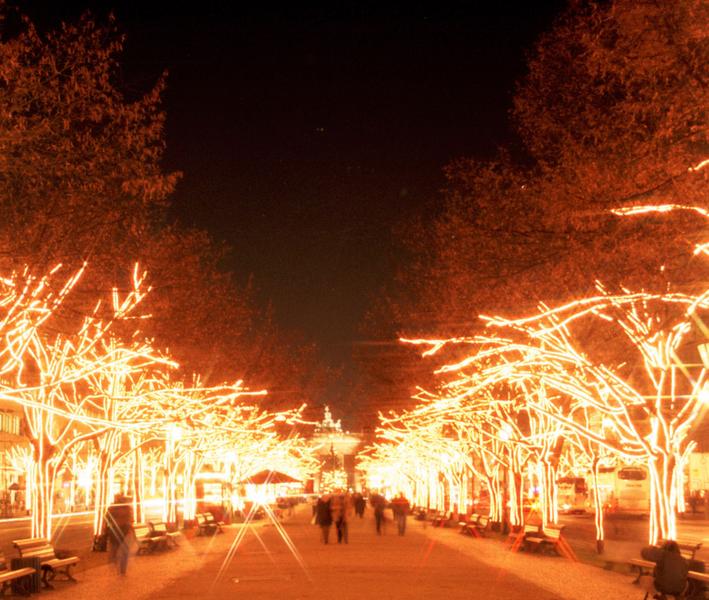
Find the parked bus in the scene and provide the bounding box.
[557,476,587,514]
[594,465,650,514]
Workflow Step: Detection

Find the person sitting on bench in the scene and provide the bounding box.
[641,540,688,599]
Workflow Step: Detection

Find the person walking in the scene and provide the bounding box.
[104,494,134,576]
[391,492,411,536]
[331,491,354,544]
[370,492,387,535]
[354,493,366,518]
[315,493,333,544]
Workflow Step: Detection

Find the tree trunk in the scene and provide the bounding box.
[590,459,605,554]
[30,457,55,539]
[92,454,113,536]
[508,469,524,526]
[182,452,197,522]
[132,444,145,524]
[162,450,179,525]
[540,460,558,526]
[648,452,678,544]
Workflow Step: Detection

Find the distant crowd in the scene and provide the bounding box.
[313,491,410,543]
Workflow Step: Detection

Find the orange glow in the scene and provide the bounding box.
[0,263,310,538]
[375,204,709,546]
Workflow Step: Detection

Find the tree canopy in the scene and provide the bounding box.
[390,0,708,336]
[356,0,708,418]
[0,9,329,401]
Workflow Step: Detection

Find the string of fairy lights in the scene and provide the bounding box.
[1,201,707,547]
[0,263,317,539]
[362,202,709,547]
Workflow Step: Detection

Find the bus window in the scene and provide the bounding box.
[557,477,587,514]
[618,468,646,481]
[558,477,587,494]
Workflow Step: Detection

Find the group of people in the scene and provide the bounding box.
[314,491,357,544]
[314,490,411,542]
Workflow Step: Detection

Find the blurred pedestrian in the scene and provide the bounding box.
[370,492,387,535]
[391,492,410,536]
[104,494,134,576]
[354,493,366,518]
[315,493,333,544]
[331,491,354,544]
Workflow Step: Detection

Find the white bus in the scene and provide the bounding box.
[594,465,650,514]
[557,477,587,514]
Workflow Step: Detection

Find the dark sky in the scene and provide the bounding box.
[24,1,564,368]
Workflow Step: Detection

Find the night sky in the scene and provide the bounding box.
[24,1,564,367]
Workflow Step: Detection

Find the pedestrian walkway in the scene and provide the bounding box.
[411,517,641,600]
[45,505,643,599]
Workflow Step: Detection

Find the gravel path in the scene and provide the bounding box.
[411,517,644,600]
[39,506,657,599]
[40,505,603,599]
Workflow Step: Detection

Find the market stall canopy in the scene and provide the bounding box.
[239,470,300,485]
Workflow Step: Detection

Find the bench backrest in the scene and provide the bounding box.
[134,524,152,539]
[542,526,562,540]
[205,513,217,523]
[679,541,699,558]
[13,538,55,561]
[13,538,49,551]
[524,524,541,535]
[478,515,489,527]
[196,513,207,524]
[150,522,168,535]
[20,547,54,561]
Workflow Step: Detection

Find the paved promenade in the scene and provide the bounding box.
[45,506,646,599]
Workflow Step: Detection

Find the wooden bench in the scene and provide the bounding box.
[149,522,181,548]
[629,558,656,583]
[536,525,564,555]
[522,524,544,551]
[459,513,480,536]
[630,563,708,590]
[477,515,490,535]
[510,523,541,552]
[524,524,577,560]
[462,514,489,537]
[12,538,79,589]
[0,552,36,597]
[204,512,225,533]
[431,512,453,527]
[134,523,166,554]
[195,513,219,536]
[689,571,709,583]
[636,568,708,599]
[631,540,704,587]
